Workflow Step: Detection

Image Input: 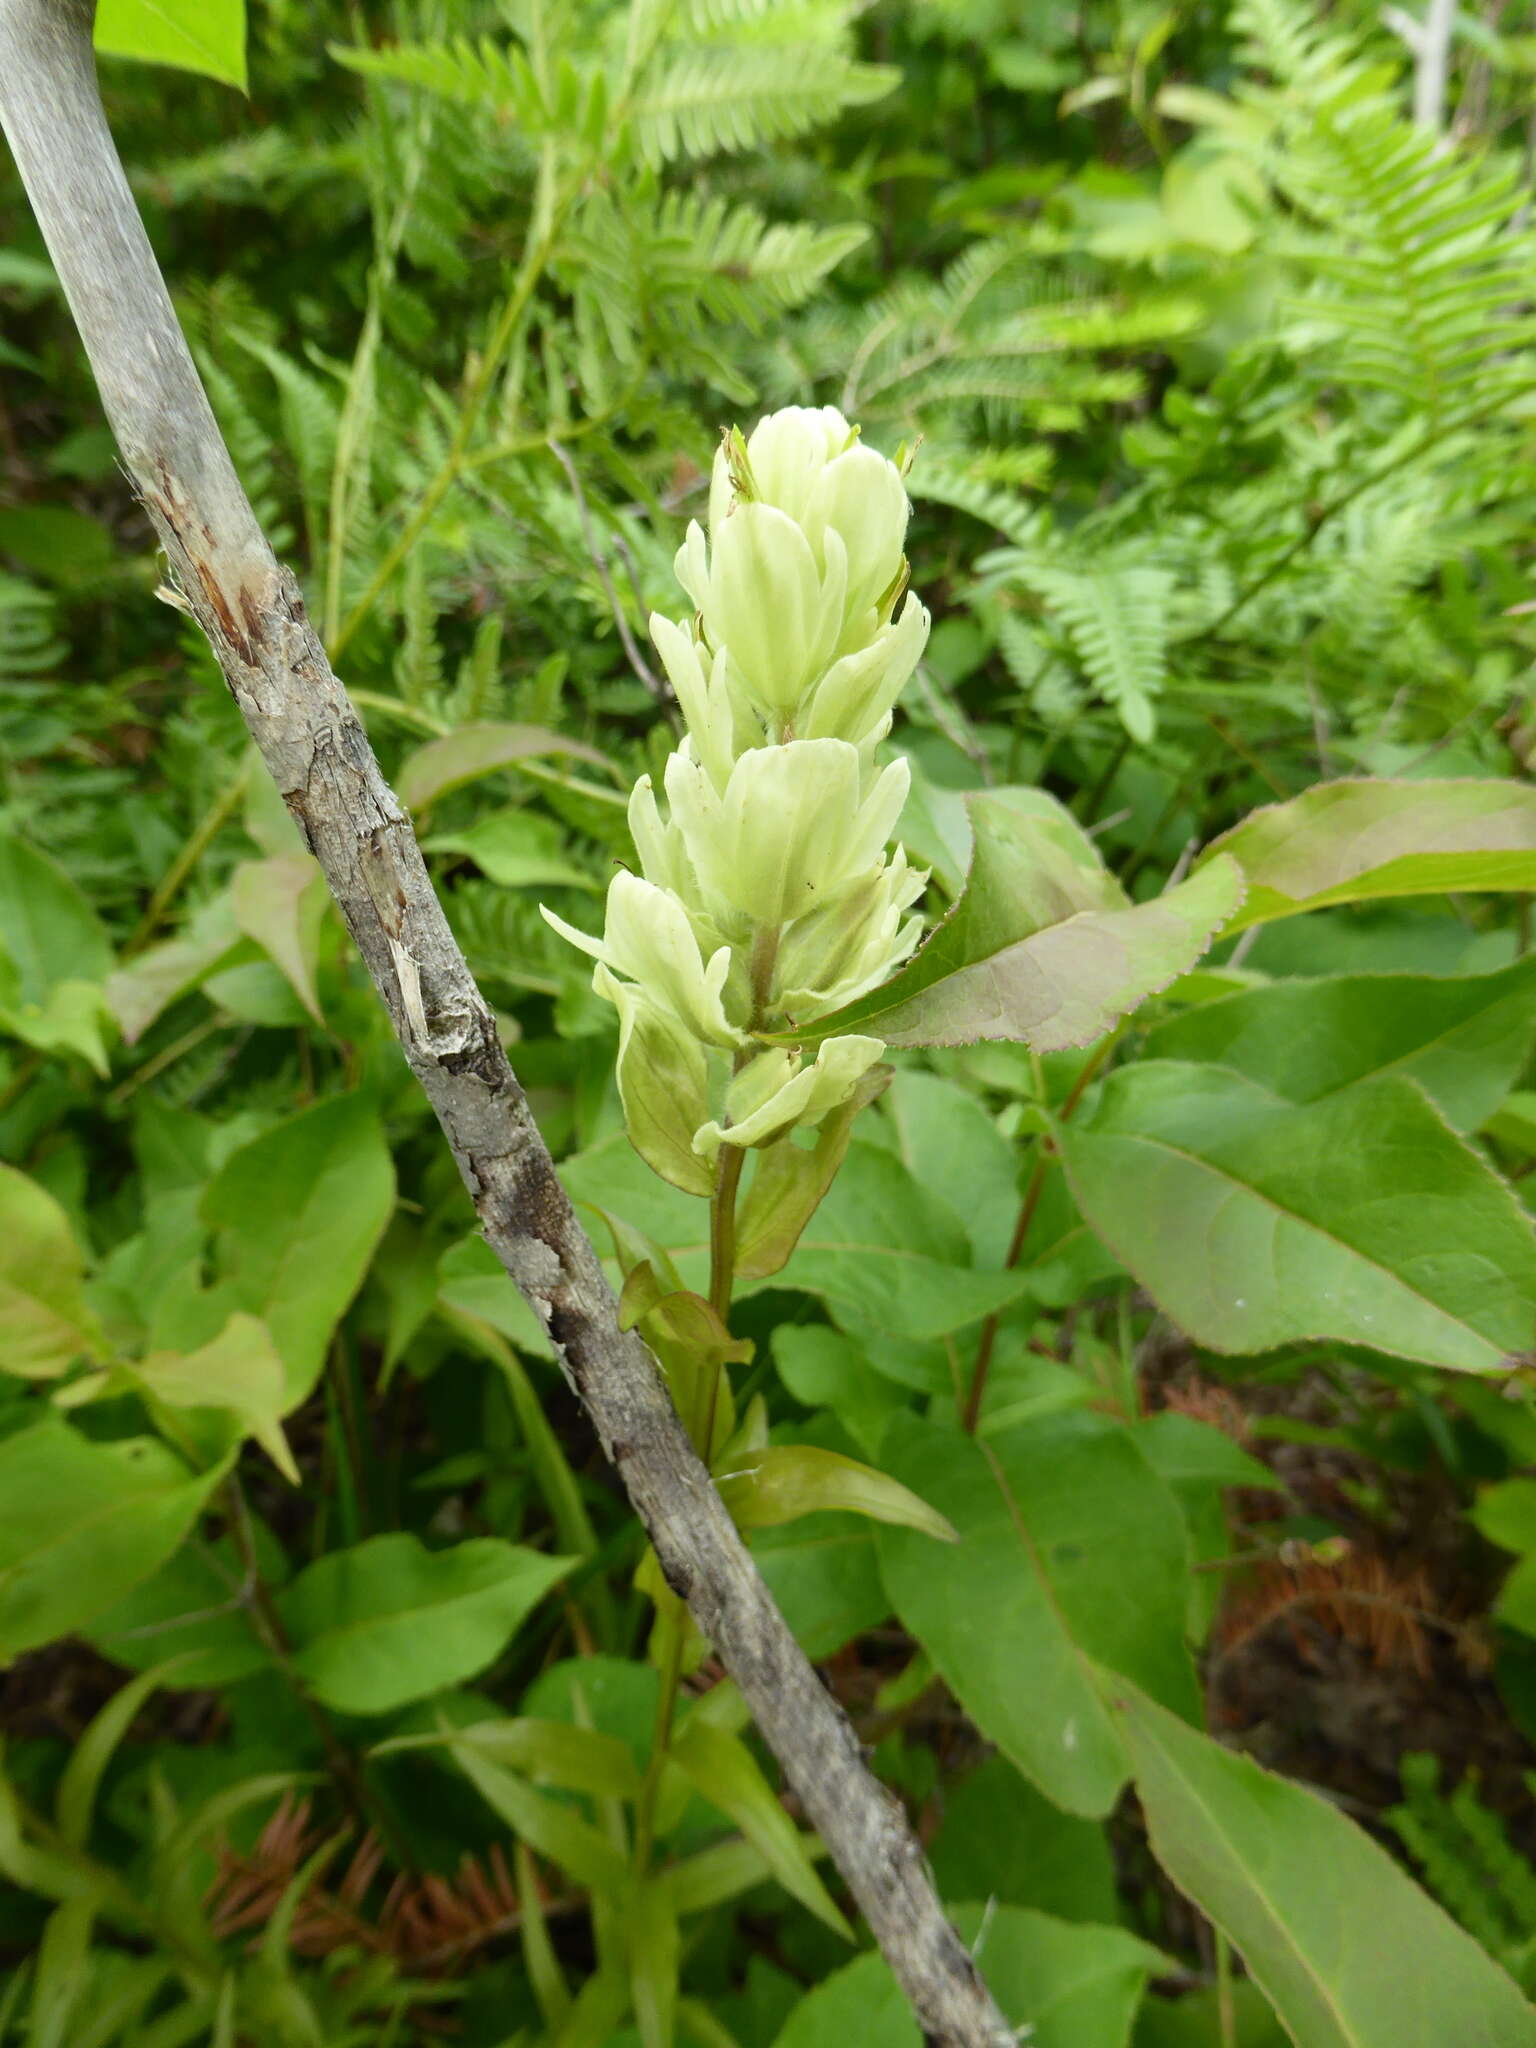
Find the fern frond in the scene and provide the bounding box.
[907,461,1044,545]
[1387,1755,1536,1971]
[1232,0,1536,422]
[561,189,869,366]
[627,47,897,164]
[0,576,65,684]
[999,557,1173,741]
[328,36,546,126]
[229,333,341,544]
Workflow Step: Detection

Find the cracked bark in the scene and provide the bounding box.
[0,5,1013,2042]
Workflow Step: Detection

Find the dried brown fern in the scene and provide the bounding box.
[1211,1543,1468,1681]
[205,1790,574,1972]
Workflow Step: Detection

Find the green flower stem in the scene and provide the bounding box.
[634,1135,747,1874]
[708,1143,745,1327]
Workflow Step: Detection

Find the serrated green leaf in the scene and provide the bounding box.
[779,791,1242,1050]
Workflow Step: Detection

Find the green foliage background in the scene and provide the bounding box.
[4,1,1536,2043]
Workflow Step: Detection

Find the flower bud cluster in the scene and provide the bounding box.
[544,407,930,1197]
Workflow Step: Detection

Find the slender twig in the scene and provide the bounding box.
[548,437,669,710]
[221,1476,409,1864]
[962,1153,1049,1435]
[962,1035,1118,1433]
[0,12,1011,2040]
[123,755,251,956]
[330,194,569,658]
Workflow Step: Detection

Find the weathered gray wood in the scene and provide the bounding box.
[0,6,1013,2041]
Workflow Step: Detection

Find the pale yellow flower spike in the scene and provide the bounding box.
[542,406,931,1195]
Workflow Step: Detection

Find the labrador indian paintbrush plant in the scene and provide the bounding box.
[544,405,929,1196]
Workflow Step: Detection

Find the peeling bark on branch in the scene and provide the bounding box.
[0,4,1012,2041]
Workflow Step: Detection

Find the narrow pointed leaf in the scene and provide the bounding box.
[718,1444,957,1543]
[376,1717,641,1800]
[1114,1681,1536,2048]
[628,1881,680,2048]
[451,1745,628,1893]
[671,1719,850,1936]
